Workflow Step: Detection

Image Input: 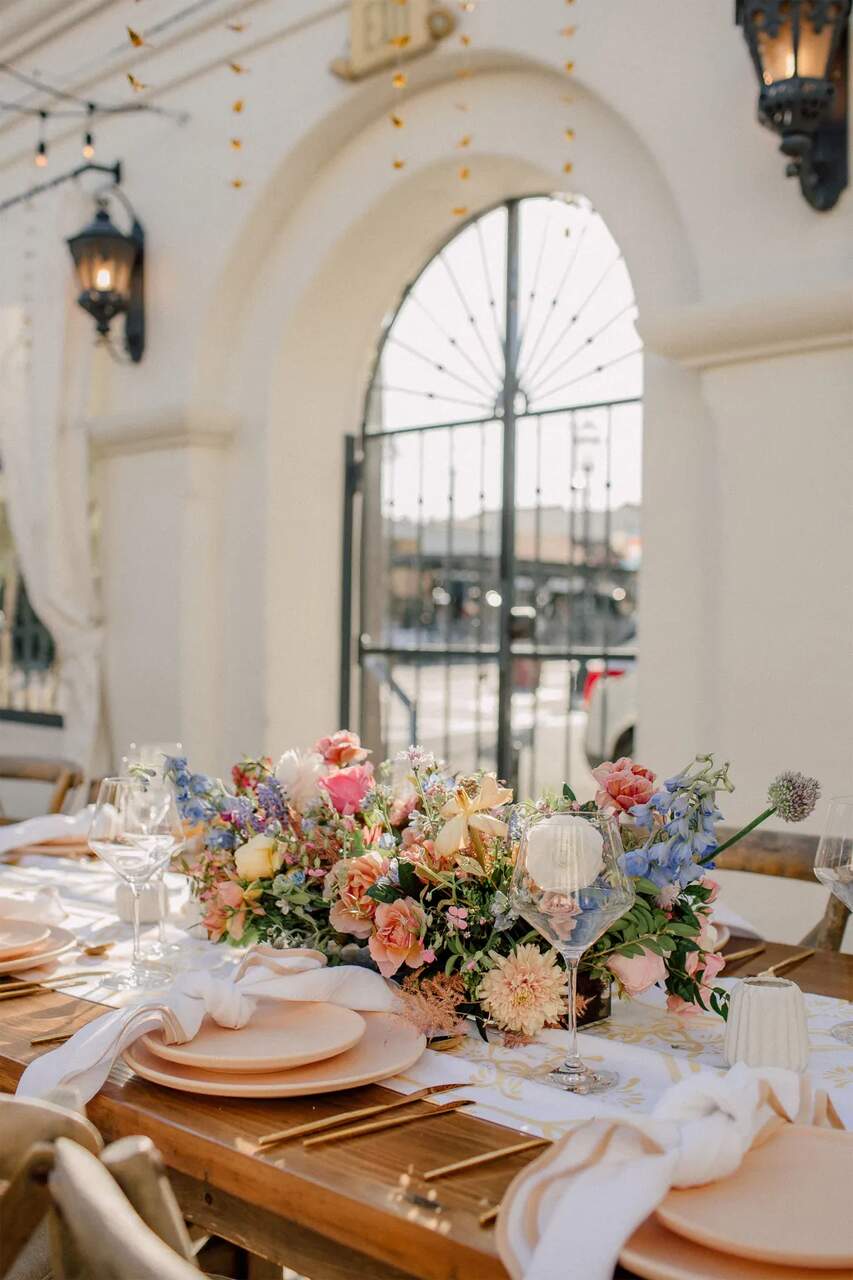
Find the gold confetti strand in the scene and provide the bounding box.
[459,33,471,46]
[232,98,245,113]
[229,61,248,74]
[456,134,472,148]
[392,157,406,170]
[226,22,247,32]
[390,113,405,128]
[230,178,245,188]
[452,205,469,216]
[127,26,146,48]
[564,128,575,141]
[564,60,575,73]
[389,34,411,49]
[563,161,573,174]
[561,25,577,36]
[458,165,470,180]
[127,73,148,92]
[392,71,407,89]
[230,138,242,150]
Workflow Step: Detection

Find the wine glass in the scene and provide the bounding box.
[814,797,853,1045]
[124,741,185,963]
[510,810,634,1093]
[89,776,184,990]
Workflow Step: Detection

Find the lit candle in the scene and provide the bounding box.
[525,813,604,893]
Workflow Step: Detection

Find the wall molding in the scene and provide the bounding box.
[88,411,237,459]
[639,283,853,369]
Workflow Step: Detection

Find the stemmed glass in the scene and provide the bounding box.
[89,776,184,990]
[814,797,853,1045]
[124,741,184,963]
[510,810,635,1093]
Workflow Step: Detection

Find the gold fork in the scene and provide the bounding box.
[256,1081,470,1148]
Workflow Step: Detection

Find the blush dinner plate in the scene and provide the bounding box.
[142,1000,366,1073]
[621,1215,853,1280]
[655,1126,853,1270]
[0,919,50,962]
[0,925,76,975]
[124,1011,426,1098]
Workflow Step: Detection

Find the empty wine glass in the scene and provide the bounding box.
[124,741,185,963]
[89,776,184,989]
[814,797,853,1045]
[510,809,635,1093]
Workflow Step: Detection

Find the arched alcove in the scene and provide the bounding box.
[188,64,702,761]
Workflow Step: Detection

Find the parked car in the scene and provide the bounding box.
[583,665,637,766]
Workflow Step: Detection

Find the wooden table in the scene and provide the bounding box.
[1,939,851,1280]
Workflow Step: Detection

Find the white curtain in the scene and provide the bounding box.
[0,186,103,771]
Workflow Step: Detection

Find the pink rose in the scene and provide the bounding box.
[368,897,428,978]
[701,876,720,903]
[699,951,726,987]
[321,763,374,815]
[327,851,388,938]
[389,787,418,826]
[314,731,370,767]
[592,757,656,815]
[666,993,697,1016]
[607,947,667,996]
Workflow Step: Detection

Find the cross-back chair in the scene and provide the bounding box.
[715,825,849,951]
[0,758,84,824]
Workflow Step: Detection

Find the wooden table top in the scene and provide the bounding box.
[1,938,851,1280]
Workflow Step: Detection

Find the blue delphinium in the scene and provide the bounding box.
[627,756,731,889]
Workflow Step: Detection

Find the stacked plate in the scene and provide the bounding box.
[621,1126,853,1278]
[0,919,76,974]
[124,1000,426,1098]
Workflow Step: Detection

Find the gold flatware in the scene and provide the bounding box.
[30,1024,91,1046]
[422,1136,550,1181]
[81,941,115,957]
[759,947,815,978]
[256,1081,470,1148]
[302,1098,473,1148]
[0,971,112,1001]
[720,944,765,967]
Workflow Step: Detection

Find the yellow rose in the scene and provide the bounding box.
[234,834,278,881]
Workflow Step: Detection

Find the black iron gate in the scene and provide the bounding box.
[340,195,642,795]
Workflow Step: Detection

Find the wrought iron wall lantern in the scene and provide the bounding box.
[736,0,851,210]
[66,188,145,362]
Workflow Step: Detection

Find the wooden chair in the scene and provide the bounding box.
[0,758,84,823]
[715,825,849,951]
[0,1094,230,1280]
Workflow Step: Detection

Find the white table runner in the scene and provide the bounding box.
[3,855,852,1132]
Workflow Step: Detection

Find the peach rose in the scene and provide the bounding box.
[321,764,374,815]
[701,876,720,903]
[327,851,388,938]
[592,757,656,814]
[314,731,370,767]
[368,897,428,978]
[666,993,697,1016]
[607,947,667,996]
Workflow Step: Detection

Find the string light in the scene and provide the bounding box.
[82,131,94,159]
[34,112,48,167]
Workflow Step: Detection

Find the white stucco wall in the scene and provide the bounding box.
[0,0,850,843]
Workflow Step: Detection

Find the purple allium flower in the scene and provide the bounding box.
[768,771,820,823]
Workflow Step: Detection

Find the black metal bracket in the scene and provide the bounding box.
[0,160,121,215]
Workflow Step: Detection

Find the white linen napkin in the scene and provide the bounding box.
[17,946,401,1102]
[496,1063,844,1280]
[0,807,92,856]
[0,885,65,924]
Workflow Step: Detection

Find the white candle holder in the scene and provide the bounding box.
[724,975,811,1073]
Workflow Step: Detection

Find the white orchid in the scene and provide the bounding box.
[275,749,326,814]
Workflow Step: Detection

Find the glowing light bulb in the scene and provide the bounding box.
[34,141,47,168]
[95,266,112,290]
[82,132,95,159]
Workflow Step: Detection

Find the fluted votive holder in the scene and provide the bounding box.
[724,975,811,1072]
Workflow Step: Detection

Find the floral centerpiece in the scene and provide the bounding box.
[166,735,818,1041]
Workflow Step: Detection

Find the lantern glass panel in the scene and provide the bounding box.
[797,6,835,76]
[75,239,135,298]
[757,17,796,82]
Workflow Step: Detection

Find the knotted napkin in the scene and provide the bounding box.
[0,885,65,925]
[17,946,401,1102]
[0,807,92,856]
[497,1063,844,1280]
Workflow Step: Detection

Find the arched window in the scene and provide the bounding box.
[346,194,642,796]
